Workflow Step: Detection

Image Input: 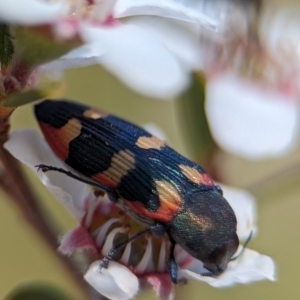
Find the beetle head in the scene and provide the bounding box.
[169,188,239,276]
[200,233,239,275]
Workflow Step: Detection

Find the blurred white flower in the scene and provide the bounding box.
[0,0,221,99]
[205,72,300,159]
[260,4,300,72]
[114,0,218,28]
[143,123,169,142]
[198,3,300,160]
[5,129,275,299]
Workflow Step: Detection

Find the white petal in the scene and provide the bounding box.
[81,23,189,99]
[180,248,275,287]
[41,44,101,74]
[260,5,300,69]
[124,16,201,70]
[114,0,217,30]
[84,260,139,300]
[205,73,300,159]
[143,123,168,142]
[193,0,248,37]
[4,130,87,219]
[91,0,118,23]
[220,184,257,240]
[0,0,68,25]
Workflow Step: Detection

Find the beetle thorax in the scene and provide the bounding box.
[168,189,239,271]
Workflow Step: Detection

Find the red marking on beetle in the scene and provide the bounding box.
[124,200,179,223]
[200,173,214,186]
[179,164,214,186]
[125,180,182,223]
[39,118,82,161]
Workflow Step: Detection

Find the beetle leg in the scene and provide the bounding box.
[167,237,187,284]
[35,164,114,194]
[149,223,166,237]
[167,238,179,283]
[201,269,222,277]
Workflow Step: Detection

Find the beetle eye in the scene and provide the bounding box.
[208,243,227,263]
[215,185,223,195]
[209,251,217,260]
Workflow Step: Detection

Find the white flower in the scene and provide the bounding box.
[5,129,275,299]
[259,4,300,72]
[205,72,299,159]
[84,261,139,300]
[0,0,220,99]
[201,3,300,160]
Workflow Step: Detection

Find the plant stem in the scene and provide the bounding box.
[0,146,91,299]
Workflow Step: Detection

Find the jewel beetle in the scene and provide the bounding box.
[34,99,239,283]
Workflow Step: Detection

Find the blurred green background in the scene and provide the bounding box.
[1,66,300,300]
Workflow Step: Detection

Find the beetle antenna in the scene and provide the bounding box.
[230,230,253,261]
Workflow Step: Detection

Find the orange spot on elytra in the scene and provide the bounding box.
[136,135,165,150]
[92,172,117,188]
[179,164,214,186]
[103,150,135,184]
[83,108,108,119]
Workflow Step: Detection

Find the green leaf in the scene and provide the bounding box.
[0,24,14,69]
[5,282,73,300]
[2,80,62,107]
[175,73,215,167]
[12,25,81,67]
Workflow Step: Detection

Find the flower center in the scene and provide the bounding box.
[85,192,170,275]
[66,0,117,23]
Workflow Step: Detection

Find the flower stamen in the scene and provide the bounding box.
[94,217,121,247]
[119,241,132,265]
[157,239,167,273]
[66,0,116,23]
[134,236,154,274]
[101,226,130,256]
[84,192,100,228]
